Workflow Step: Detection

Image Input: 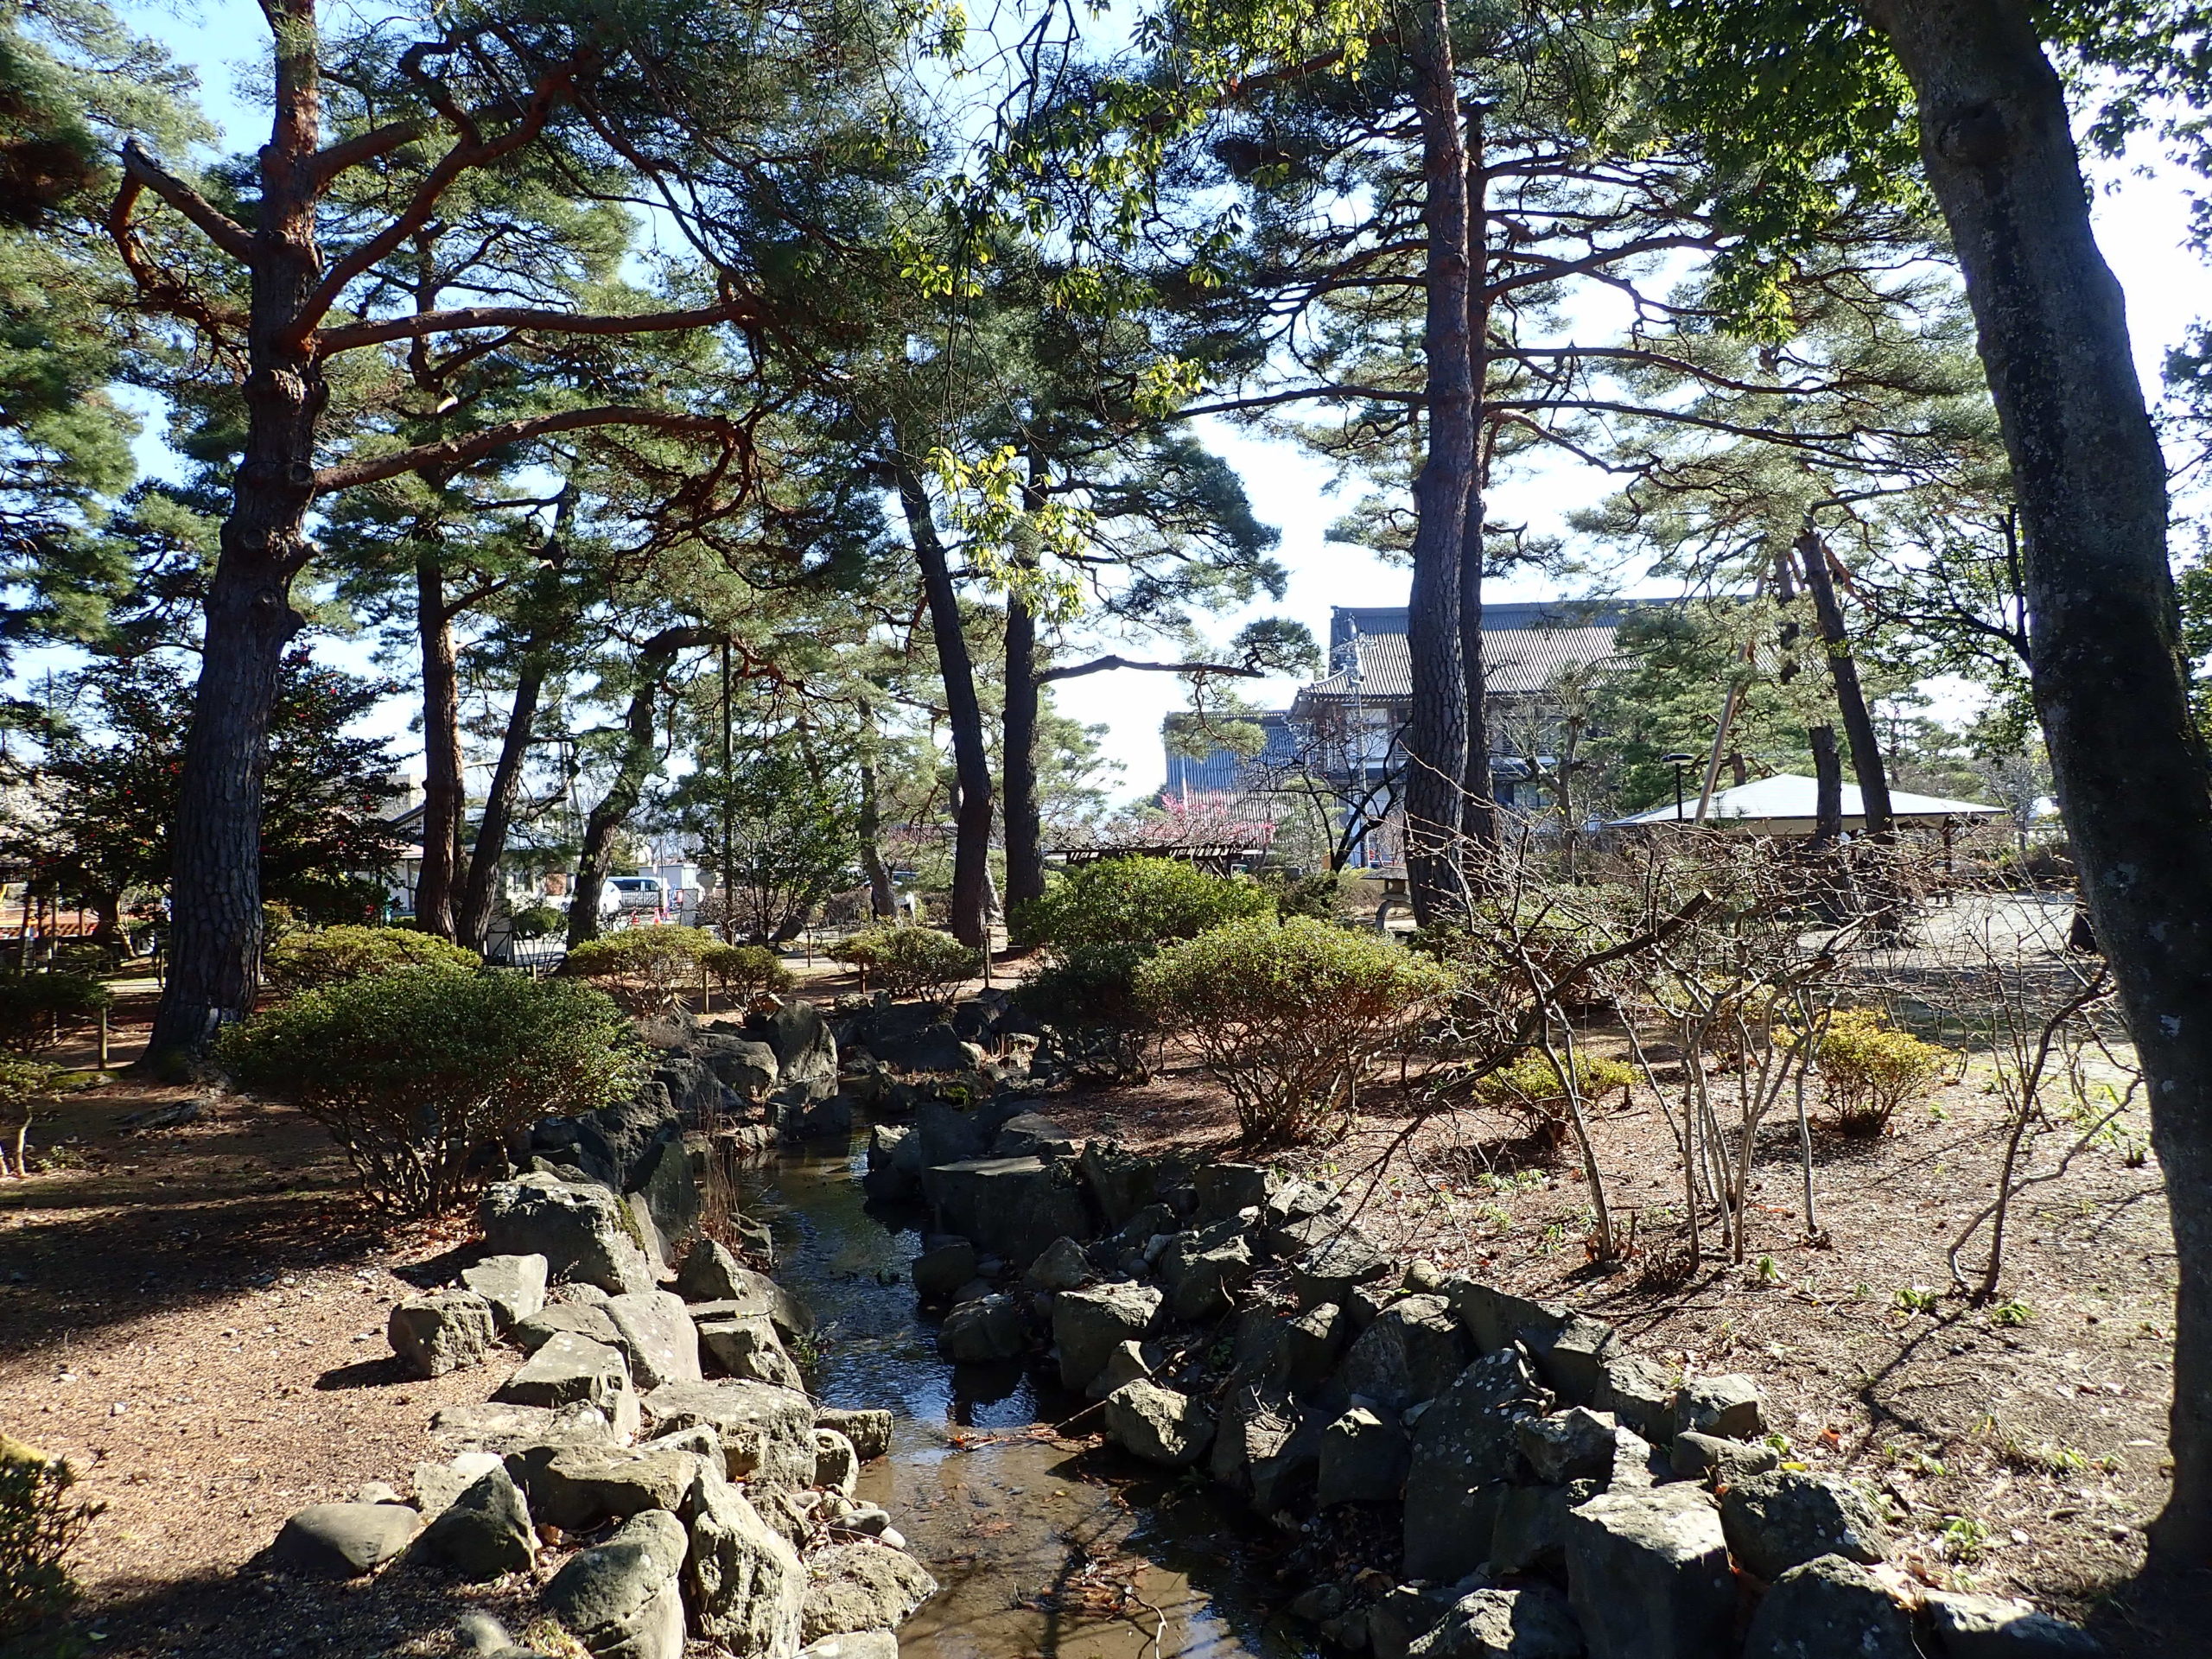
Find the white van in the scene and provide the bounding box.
[602,876,666,916]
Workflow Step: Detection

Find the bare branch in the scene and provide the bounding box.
[315,407,741,495]
[315,296,764,355]
[118,141,254,263]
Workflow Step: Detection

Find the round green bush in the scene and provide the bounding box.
[1138,917,1458,1150]
[1014,856,1274,952]
[219,969,645,1216]
[830,925,980,1007]
[509,904,563,941]
[0,1436,100,1643]
[702,943,795,1002]
[0,971,111,1055]
[263,924,478,994]
[563,926,719,1015]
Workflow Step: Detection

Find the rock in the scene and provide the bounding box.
[1024,1235,1092,1292]
[461,1255,550,1328]
[429,1401,616,1455]
[1402,1349,1549,1581]
[1109,1201,1179,1253]
[412,1452,505,1516]
[1674,1373,1764,1440]
[779,1090,855,1142]
[1291,1232,1394,1307]
[683,1474,806,1657]
[938,1294,1027,1362]
[413,1466,537,1581]
[1563,1485,1733,1659]
[696,1032,781,1096]
[1719,1470,1891,1581]
[454,1611,553,1658]
[798,1634,899,1659]
[1369,1584,1456,1659]
[1530,1314,1618,1407]
[1671,1428,1779,1484]
[626,1132,700,1266]
[1923,1591,2102,1655]
[1745,1555,1918,1659]
[1249,1408,1325,1515]
[1283,1301,1348,1387]
[754,999,840,1101]
[1168,1234,1255,1322]
[602,1290,703,1391]
[1103,1379,1215,1467]
[1490,1479,1598,1575]
[1078,1141,1170,1225]
[1210,1381,1298,1491]
[1406,1586,1585,1659]
[1290,1584,1347,1624]
[923,1154,1095,1267]
[546,1508,689,1659]
[508,1442,709,1533]
[799,1542,940,1642]
[1516,1408,1618,1484]
[1194,1163,1272,1222]
[270,1502,423,1577]
[480,1173,656,1296]
[995,1111,1077,1158]
[644,1378,818,1487]
[1053,1281,1162,1392]
[1338,1294,1470,1411]
[1610,1427,1665,1491]
[813,1427,860,1497]
[389,1291,499,1380]
[865,1017,966,1074]
[1320,1613,1371,1653]
[815,1408,893,1462]
[676,1240,815,1339]
[353,1479,405,1506]
[1403,1258,1445,1294]
[862,1125,921,1202]
[515,1303,624,1354]
[1318,1406,1410,1506]
[552,1281,613,1307]
[1445,1279,1567,1357]
[1087,1339,1156,1402]
[1594,1352,1676,1441]
[493,1332,636,1437]
[912,1238,980,1302]
[699,1313,804,1388]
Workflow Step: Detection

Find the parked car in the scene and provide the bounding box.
[603,876,666,916]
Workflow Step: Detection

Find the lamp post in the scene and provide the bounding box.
[1660,752,1695,821]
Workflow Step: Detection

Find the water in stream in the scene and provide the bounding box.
[732,1130,1306,1659]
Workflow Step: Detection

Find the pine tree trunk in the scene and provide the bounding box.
[414,553,465,939]
[1809,725,1845,848]
[896,460,994,950]
[1459,112,1497,850]
[146,15,324,1059]
[1003,586,1046,927]
[1796,530,1893,835]
[857,753,897,920]
[1402,0,1476,923]
[1870,0,2212,1562]
[455,656,546,953]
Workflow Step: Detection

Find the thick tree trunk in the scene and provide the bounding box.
[1870,0,2212,1563]
[857,753,897,920]
[414,553,465,939]
[1796,529,1893,836]
[1402,0,1476,923]
[454,656,545,954]
[1459,112,1497,851]
[1002,586,1046,927]
[895,460,994,950]
[1808,725,1845,848]
[145,11,324,1060]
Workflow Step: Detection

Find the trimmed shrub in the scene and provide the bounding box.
[0,1436,101,1643]
[0,971,111,1055]
[263,924,477,994]
[1138,917,1458,1150]
[563,925,719,1016]
[219,969,645,1216]
[0,1059,59,1178]
[1014,855,1274,952]
[1474,1052,1637,1142]
[702,943,796,1004]
[830,925,979,1008]
[509,904,563,941]
[1813,1007,1943,1135]
[1013,942,1154,1080]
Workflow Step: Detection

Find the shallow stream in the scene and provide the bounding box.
[732,1131,1302,1659]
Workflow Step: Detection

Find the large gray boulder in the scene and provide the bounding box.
[815,1408,893,1462]
[1593,1352,1675,1441]
[1077,1141,1174,1225]
[912,1238,980,1303]
[493,1332,637,1437]
[694,1031,780,1097]
[413,1466,537,1581]
[938,1294,1027,1363]
[508,1442,709,1533]
[1672,1428,1780,1484]
[1338,1294,1470,1411]
[429,1400,615,1455]
[461,1255,550,1329]
[1166,1234,1255,1322]
[1719,1470,1891,1582]
[1444,1279,1567,1356]
[389,1290,499,1379]
[1283,1301,1349,1388]
[1563,1485,1733,1659]
[698,1313,804,1389]
[603,1290,704,1391]
[412,1452,506,1518]
[754,999,840,1100]
[546,1508,690,1659]
[1517,1408,1618,1484]
[1193,1163,1273,1222]
[798,1634,898,1659]
[1103,1379,1215,1467]
[1404,1586,1585,1659]
[1923,1592,2102,1656]
[1291,1231,1394,1307]
[1674,1373,1764,1440]
[1490,1480,1598,1577]
[644,1378,818,1487]
[1024,1235,1092,1293]
[923,1154,1095,1267]
[1249,1407,1325,1516]
[1745,1555,1918,1659]
[480,1173,656,1296]
[798,1542,940,1642]
[1053,1281,1162,1392]
[683,1474,805,1659]
[1210,1381,1299,1492]
[1317,1406,1409,1506]
[270,1501,421,1577]
[1403,1349,1548,1582]
[515,1302,624,1354]
[676,1239,814,1339]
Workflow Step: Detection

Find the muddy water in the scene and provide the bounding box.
[733,1132,1303,1659]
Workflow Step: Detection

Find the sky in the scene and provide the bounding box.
[99,2,2212,805]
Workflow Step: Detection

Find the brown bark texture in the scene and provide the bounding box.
[1002,586,1046,925]
[1796,529,1893,836]
[1869,0,2212,1563]
[413,553,466,939]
